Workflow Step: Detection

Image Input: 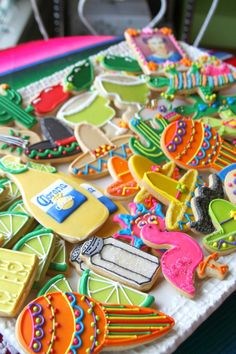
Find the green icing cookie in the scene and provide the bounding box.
[203,199,236,255]
[0,211,31,248]
[37,274,72,296]
[9,199,30,216]
[79,269,154,307]
[64,59,94,92]
[57,91,115,128]
[13,228,55,288]
[0,178,21,210]
[49,236,68,272]
[102,55,142,73]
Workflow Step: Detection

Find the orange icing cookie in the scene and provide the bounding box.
[197,253,228,280]
[161,118,236,172]
[106,156,139,200]
[16,292,175,353]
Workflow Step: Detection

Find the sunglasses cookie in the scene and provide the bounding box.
[125,27,189,75]
[16,292,175,354]
[190,174,224,234]
[147,64,236,103]
[218,163,236,204]
[113,202,165,249]
[161,118,236,171]
[141,223,204,298]
[29,84,70,116]
[24,117,81,163]
[0,84,37,128]
[203,199,236,255]
[71,236,161,291]
[69,124,132,179]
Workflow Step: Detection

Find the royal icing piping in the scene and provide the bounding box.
[64,59,94,92]
[101,55,142,73]
[141,223,203,297]
[197,253,228,280]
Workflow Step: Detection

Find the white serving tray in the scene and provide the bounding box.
[0,41,236,354]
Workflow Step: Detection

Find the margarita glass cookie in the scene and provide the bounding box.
[24,117,82,164]
[161,118,236,171]
[0,127,40,158]
[113,202,165,249]
[203,199,236,255]
[69,123,132,179]
[71,236,161,291]
[16,292,175,354]
[124,27,189,75]
[28,84,71,116]
[218,163,236,204]
[141,223,204,298]
[105,156,139,200]
[190,174,224,234]
[0,155,109,243]
[0,84,37,128]
[147,63,236,103]
[0,248,38,317]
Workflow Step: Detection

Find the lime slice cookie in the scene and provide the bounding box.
[0,178,21,210]
[49,236,67,272]
[26,161,57,173]
[8,199,30,215]
[37,274,72,296]
[79,269,155,307]
[13,228,55,288]
[0,211,32,248]
[0,155,28,173]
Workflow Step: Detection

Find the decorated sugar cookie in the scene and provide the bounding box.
[129,116,169,164]
[200,115,236,140]
[0,84,37,128]
[106,156,139,200]
[0,155,109,243]
[0,127,40,157]
[203,199,236,255]
[141,223,204,298]
[197,253,228,280]
[94,73,150,109]
[101,55,142,73]
[79,269,155,307]
[29,84,70,116]
[0,248,38,316]
[64,59,94,92]
[174,94,236,120]
[129,155,177,206]
[0,177,21,210]
[71,236,161,291]
[190,174,224,234]
[218,163,236,204]
[69,124,132,179]
[161,118,236,171]
[147,64,236,103]
[49,236,68,273]
[125,27,189,75]
[143,169,202,231]
[57,90,116,128]
[113,202,165,249]
[0,211,33,248]
[38,274,72,296]
[16,292,175,354]
[24,117,81,164]
[13,228,55,288]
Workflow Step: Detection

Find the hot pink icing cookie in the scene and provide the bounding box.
[141,224,203,297]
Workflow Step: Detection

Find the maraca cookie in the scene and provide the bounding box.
[16,292,175,353]
[161,118,236,172]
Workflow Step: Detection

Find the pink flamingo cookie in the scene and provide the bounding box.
[113,202,165,249]
[141,224,203,297]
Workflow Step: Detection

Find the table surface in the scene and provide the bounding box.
[0,36,235,354]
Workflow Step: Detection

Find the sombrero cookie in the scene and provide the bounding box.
[16,292,175,353]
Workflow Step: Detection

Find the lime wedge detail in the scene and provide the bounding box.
[37,274,72,296]
[79,269,155,307]
[0,211,30,248]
